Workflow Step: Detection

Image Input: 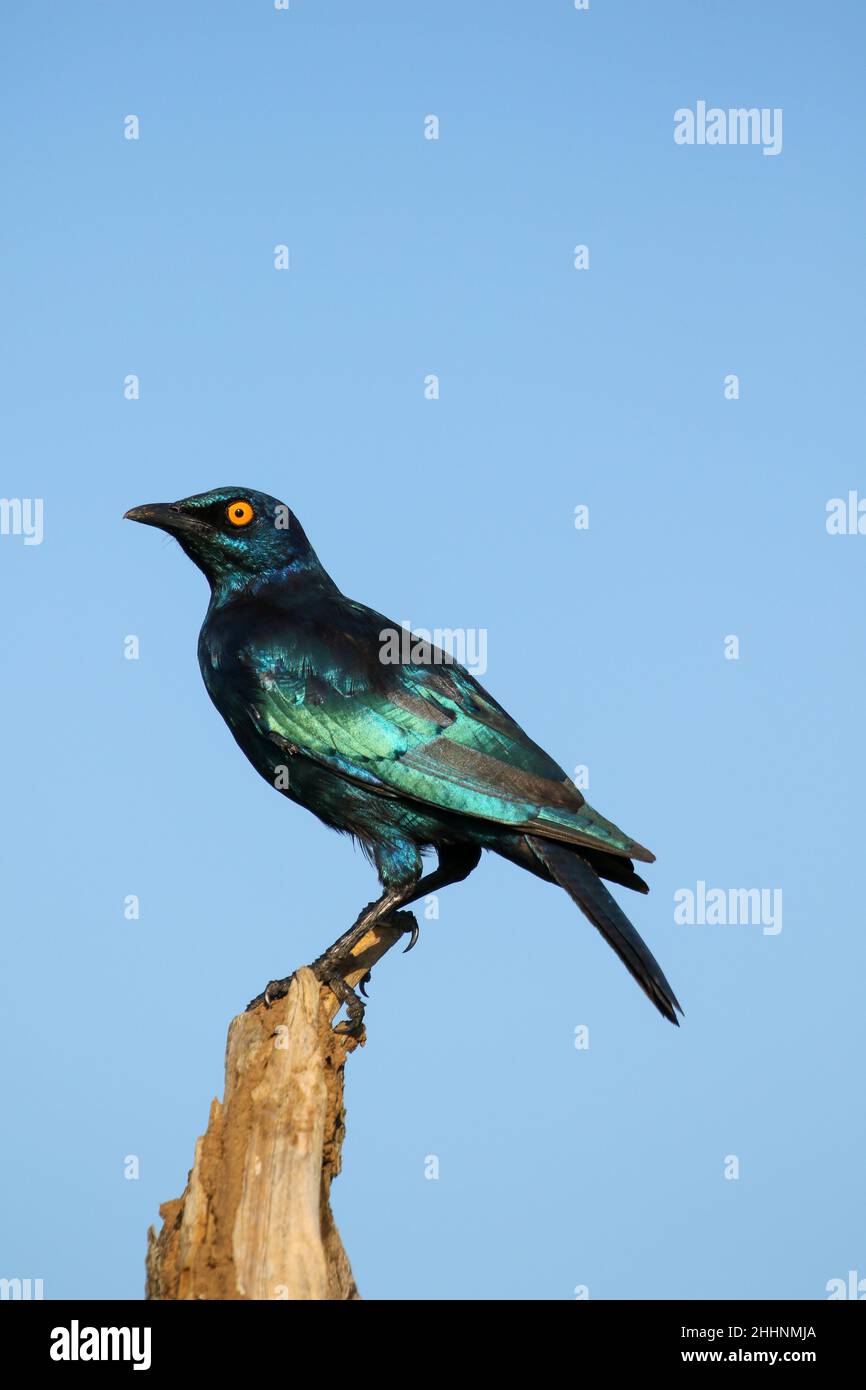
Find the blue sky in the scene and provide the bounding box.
[1,1,864,1300]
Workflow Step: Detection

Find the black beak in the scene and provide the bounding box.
[124,502,203,536]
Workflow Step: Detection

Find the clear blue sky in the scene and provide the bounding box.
[2,1,863,1301]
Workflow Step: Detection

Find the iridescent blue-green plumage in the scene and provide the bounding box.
[125,486,682,1024]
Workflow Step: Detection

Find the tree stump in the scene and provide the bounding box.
[145,921,405,1300]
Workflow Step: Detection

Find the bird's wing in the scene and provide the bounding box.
[237,616,653,863]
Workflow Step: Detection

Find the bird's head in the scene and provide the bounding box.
[124,487,320,592]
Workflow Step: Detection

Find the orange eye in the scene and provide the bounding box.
[227,500,254,527]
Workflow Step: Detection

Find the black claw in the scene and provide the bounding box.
[359,970,372,998]
[310,959,367,1036]
[333,1017,365,1038]
[402,921,420,953]
[247,975,292,1012]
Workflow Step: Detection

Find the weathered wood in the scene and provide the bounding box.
[145,921,406,1300]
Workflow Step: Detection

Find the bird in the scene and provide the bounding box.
[125,486,682,1031]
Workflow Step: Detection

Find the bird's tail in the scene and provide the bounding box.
[525,834,683,1025]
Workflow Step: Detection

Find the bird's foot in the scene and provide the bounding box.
[358,910,419,995]
[246,974,294,1011]
[315,908,420,1025]
[310,960,367,1037]
[247,908,420,1026]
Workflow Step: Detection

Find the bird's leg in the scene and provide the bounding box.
[247,846,483,1024]
[246,891,415,1020]
[310,889,415,1035]
[395,844,482,930]
[356,844,482,996]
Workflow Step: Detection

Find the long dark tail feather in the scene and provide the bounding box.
[581,846,650,894]
[525,834,683,1026]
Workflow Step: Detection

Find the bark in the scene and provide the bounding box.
[145,921,406,1300]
